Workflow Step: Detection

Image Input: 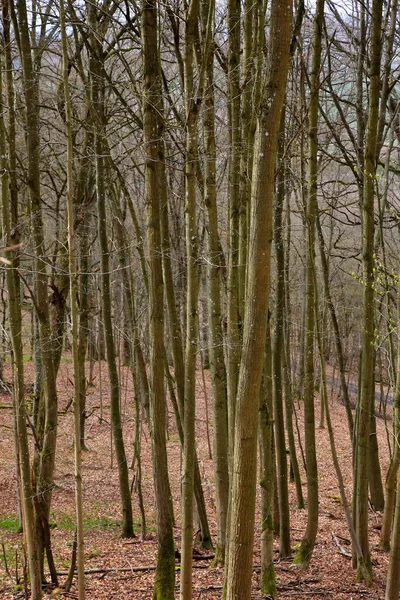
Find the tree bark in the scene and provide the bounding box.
[224,1,292,597]
[87,0,134,539]
[203,0,229,566]
[0,17,42,597]
[141,1,176,597]
[293,0,324,568]
[353,0,382,582]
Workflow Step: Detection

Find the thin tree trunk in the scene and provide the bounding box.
[15,0,59,577]
[353,0,382,582]
[226,0,242,463]
[0,21,42,597]
[293,0,324,567]
[259,326,276,595]
[88,0,134,539]
[60,2,85,594]
[273,110,291,558]
[316,209,353,439]
[180,0,204,595]
[385,280,400,597]
[283,183,304,510]
[203,0,229,565]
[141,2,175,597]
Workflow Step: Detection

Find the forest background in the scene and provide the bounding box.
[1,0,400,599]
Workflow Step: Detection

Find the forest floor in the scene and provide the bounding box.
[0,358,392,599]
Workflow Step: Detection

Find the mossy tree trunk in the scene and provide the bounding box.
[385,259,400,595]
[381,271,400,548]
[223,0,292,596]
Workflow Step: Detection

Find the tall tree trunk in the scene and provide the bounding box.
[226,0,242,462]
[0,16,42,597]
[283,184,304,510]
[293,0,324,568]
[353,0,382,582]
[381,258,400,548]
[15,0,59,578]
[203,0,229,566]
[385,245,400,596]
[224,1,292,597]
[87,0,134,539]
[273,110,291,558]
[141,1,175,597]
[60,1,85,594]
[259,326,276,595]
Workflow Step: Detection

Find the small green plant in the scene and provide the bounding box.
[87,547,100,559]
[0,514,20,533]
[52,511,122,532]
[54,513,75,531]
[83,515,119,530]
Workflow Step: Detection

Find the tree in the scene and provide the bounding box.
[141,1,176,597]
[0,7,42,595]
[14,0,60,580]
[87,0,134,539]
[60,0,85,594]
[353,0,383,582]
[293,0,324,568]
[224,1,292,597]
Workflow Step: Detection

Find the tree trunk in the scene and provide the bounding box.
[203,0,229,565]
[88,0,134,539]
[293,0,324,568]
[353,0,382,582]
[60,1,85,593]
[385,278,400,595]
[141,1,176,597]
[15,0,59,578]
[226,0,242,463]
[0,17,42,596]
[316,209,353,439]
[259,326,276,595]
[224,1,292,596]
[273,110,291,558]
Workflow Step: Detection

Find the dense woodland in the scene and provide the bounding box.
[1,0,400,598]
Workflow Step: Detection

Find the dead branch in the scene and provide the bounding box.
[331,532,352,558]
